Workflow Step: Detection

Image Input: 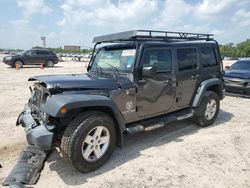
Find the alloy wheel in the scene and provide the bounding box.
[81,126,110,162]
[205,99,217,120]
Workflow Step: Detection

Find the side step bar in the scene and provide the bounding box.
[126,110,193,134]
[2,146,49,187]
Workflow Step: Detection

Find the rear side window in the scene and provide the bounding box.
[142,49,172,72]
[36,50,51,55]
[200,47,217,67]
[177,48,197,71]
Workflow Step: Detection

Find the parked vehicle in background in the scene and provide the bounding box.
[224,60,250,96]
[84,54,92,58]
[2,49,58,68]
[2,51,10,54]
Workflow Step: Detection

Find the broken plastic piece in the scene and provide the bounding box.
[2,146,48,187]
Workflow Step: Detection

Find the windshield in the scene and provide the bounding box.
[17,50,26,55]
[230,61,250,70]
[90,48,136,74]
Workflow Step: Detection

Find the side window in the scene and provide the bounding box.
[200,47,217,68]
[44,51,51,55]
[36,50,43,55]
[142,49,172,72]
[36,50,50,55]
[177,48,197,71]
[25,50,35,56]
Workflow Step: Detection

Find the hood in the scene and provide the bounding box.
[6,54,21,58]
[28,73,133,90]
[224,69,250,79]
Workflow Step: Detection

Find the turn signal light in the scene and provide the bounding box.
[60,106,68,114]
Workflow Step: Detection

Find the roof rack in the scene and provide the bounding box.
[93,30,214,43]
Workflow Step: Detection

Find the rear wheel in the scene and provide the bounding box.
[193,91,220,127]
[46,60,54,67]
[61,111,116,172]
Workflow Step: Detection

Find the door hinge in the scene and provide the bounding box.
[176,97,181,103]
[136,106,143,112]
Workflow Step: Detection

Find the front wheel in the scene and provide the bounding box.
[193,91,220,127]
[13,60,23,68]
[61,111,116,173]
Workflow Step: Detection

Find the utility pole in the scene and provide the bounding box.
[41,36,46,48]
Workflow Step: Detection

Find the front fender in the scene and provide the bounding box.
[42,94,127,147]
[42,94,125,122]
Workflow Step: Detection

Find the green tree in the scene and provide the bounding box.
[219,39,250,58]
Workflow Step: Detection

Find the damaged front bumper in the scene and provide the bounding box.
[16,105,54,150]
[2,106,55,187]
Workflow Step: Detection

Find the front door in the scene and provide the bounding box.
[23,50,37,65]
[136,47,176,118]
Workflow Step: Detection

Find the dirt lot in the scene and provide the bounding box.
[0,56,250,188]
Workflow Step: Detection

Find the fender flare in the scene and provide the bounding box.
[192,78,223,107]
[42,94,126,147]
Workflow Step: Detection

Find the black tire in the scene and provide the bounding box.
[61,111,116,173]
[193,91,220,127]
[46,60,54,67]
[13,60,23,68]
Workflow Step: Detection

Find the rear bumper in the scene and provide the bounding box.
[54,59,59,64]
[17,105,54,150]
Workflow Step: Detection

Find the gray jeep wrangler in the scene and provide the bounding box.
[4,30,225,186]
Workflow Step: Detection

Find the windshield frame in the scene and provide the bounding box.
[89,45,137,75]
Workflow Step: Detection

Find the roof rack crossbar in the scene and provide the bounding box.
[93,30,214,43]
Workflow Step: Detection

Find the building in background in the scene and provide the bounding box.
[64,45,80,51]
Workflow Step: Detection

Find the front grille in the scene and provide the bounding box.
[33,87,43,109]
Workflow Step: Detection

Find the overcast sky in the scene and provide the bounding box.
[0,0,250,49]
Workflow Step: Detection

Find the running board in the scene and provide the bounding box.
[126,110,193,134]
[2,146,49,187]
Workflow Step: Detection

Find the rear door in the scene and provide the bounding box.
[35,50,49,64]
[175,47,200,107]
[136,47,176,117]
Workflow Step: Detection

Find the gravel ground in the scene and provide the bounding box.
[0,56,249,188]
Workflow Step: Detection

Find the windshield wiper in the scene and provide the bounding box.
[96,64,103,74]
[105,63,120,76]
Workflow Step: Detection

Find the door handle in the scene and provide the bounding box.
[164,79,170,84]
[164,78,176,85]
[191,74,200,80]
[139,79,146,84]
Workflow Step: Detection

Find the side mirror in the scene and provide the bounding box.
[142,66,157,78]
[225,65,230,70]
